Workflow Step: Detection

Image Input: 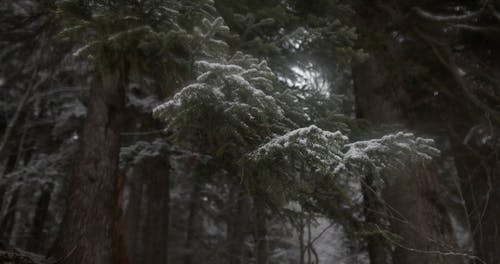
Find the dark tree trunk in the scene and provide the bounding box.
[0,185,6,219]
[253,197,267,264]
[453,145,500,264]
[183,174,202,264]
[352,17,465,261]
[124,152,170,264]
[113,170,129,264]
[143,157,170,264]
[227,187,249,264]
[125,165,145,263]
[384,164,465,264]
[2,152,18,176]
[52,60,129,264]
[298,212,304,264]
[353,1,500,263]
[0,187,20,243]
[27,184,53,253]
[361,174,387,264]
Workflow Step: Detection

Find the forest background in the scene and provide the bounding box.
[0,0,499,263]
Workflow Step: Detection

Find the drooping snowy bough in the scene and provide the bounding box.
[245,125,440,208]
[153,51,288,149]
[153,16,441,242]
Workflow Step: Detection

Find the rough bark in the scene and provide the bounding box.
[51,60,128,264]
[385,164,465,263]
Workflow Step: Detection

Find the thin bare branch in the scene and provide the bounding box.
[412,26,500,124]
[413,6,485,23]
[451,24,500,33]
[0,69,44,159]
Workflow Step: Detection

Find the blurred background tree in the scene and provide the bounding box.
[1,0,499,264]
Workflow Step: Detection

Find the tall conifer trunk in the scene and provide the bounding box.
[361,173,387,264]
[183,174,202,264]
[124,155,170,264]
[52,60,129,264]
[227,186,249,264]
[254,197,267,264]
[143,157,170,264]
[453,144,500,264]
[353,15,464,261]
[27,184,53,253]
[125,166,144,263]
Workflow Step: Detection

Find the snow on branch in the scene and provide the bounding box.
[341,132,440,174]
[153,52,285,140]
[248,125,348,169]
[248,127,440,181]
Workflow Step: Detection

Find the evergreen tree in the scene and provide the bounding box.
[3,1,497,264]
[154,12,440,264]
[51,0,205,262]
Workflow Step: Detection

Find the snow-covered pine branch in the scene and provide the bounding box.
[247,127,439,177]
[248,125,347,173]
[153,51,287,147]
[340,132,440,176]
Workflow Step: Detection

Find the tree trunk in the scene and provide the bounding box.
[254,197,267,264]
[361,173,387,264]
[183,173,202,264]
[306,218,312,264]
[2,152,18,176]
[354,1,500,263]
[27,184,53,253]
[125,164,145,263]
[0,185,6,220]
[298,212,304,264]
[227,186,249,264]
[352,27,464,262]
[453,144,500,264]
[143,157,170,264]
[52,60,128,264]
[0,187,20,243]
[385,164,465,264]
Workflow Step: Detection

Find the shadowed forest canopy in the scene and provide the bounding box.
[0,0,499,263]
